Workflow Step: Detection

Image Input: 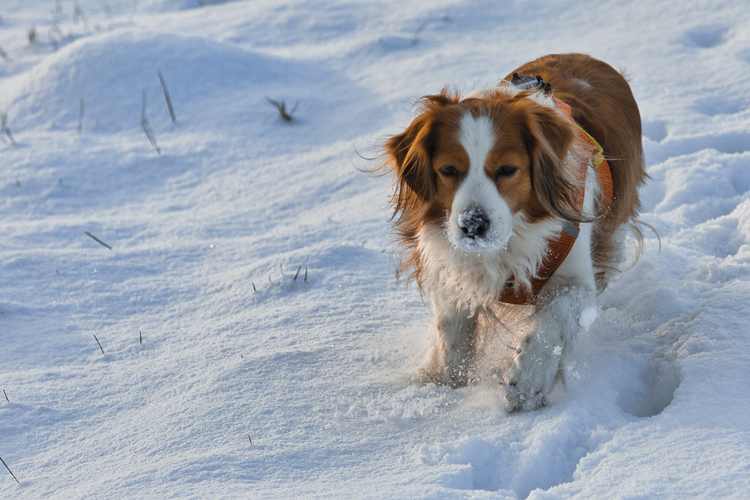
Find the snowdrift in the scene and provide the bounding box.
[1,0,750,498]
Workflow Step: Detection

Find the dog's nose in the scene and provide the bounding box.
[458,209,490,239]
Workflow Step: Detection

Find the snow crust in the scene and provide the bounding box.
[2,0,750,498]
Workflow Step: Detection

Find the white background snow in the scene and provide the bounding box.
[2,0,750,498]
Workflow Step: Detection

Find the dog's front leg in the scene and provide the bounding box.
[418,291,479,388]
[505,286,590,411]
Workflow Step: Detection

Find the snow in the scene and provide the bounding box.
[2,0,750,498]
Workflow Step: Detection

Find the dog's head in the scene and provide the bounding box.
[383,88,583,253]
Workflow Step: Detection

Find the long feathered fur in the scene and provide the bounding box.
[371,54,648,302]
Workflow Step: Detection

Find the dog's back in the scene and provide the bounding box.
[508,53,648,286]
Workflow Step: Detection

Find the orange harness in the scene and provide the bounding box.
[499,97,614,305]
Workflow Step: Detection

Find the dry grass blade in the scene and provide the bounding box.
[78,97,84,133]
[102,0,113,28]
[411,21,428,45]
[0,456,19,484]
[73,1,90,30]
[2,389,8,402]
[265,97,297,122]
[293,265,302,281]
[130,0,141,18]
[304,267,308,283]
[2,113,16,145]
[141,90,161,155]
[93,334,105,355]
[139,330,142,345]
[84,231,112,250]
[158,71,176,123]
[49,30,59,51]
[52,21,62,37]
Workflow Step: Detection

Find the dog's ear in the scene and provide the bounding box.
[379,90,459,218]
[385,113,437,207]
[525,104,589,222]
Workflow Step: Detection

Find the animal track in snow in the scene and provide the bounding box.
[617,357,680,418]
[693,95,747,116]
[642,120,668,142]
[417,404,624,499]
[681,26,728,48]
[418,431,599,498]
[644,130,750,165]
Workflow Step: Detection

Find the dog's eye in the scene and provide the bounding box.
[440,166,459,177]
[496,165,518,178]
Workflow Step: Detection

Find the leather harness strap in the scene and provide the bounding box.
[498,95,614,305]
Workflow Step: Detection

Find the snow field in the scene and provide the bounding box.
[1,0,750,498]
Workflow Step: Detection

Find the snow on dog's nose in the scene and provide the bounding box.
[449,204,511,252]
[458,208,490,239]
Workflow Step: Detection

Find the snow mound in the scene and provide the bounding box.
[0,30,329,134]
[2,0,750,499]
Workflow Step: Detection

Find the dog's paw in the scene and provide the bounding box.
[414,367,443,386]
[504,382,547,412]
[414,366,470,389]
[503,338,561,411]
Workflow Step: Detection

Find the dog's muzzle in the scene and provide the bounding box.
[449,206,511,252]
[458,208,490,239]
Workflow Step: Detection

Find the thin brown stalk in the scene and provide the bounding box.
[0,456,19,484]
[141,90,161,155]
[2,113,16,145]
[77,97,84,133]
[93,334,105,355]
[266,97,297,122]
[158,71,176,123]
[84,231,112,250]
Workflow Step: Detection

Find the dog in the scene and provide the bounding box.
[378,53,647,411]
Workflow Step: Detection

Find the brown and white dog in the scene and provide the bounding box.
[378,53,647,411]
